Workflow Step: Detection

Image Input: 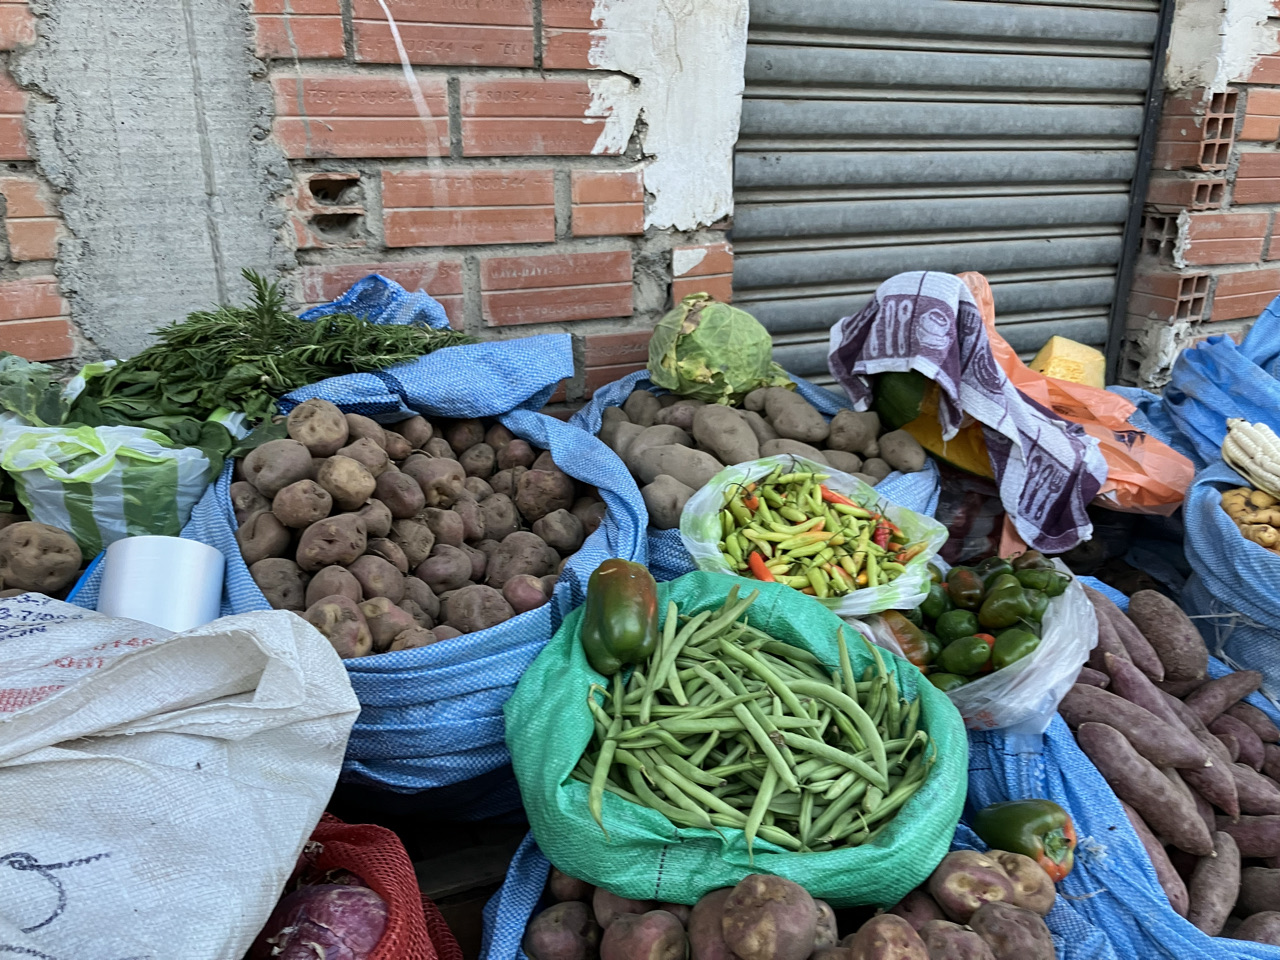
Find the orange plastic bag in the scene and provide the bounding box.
[958,272,1193,516]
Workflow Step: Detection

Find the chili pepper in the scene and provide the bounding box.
[896,542,928,564]
[580,559,660,676]
[978,575,1033,629]
[920,582,953,621]
[879,611,934,670]
[819,485,856,507]
[873,522,892,549]
[747,551,776,583]
[971,799,1077,882]
[992,627,1040,669]
[974,556,1015,589]
[945,567,985,609]
[742,495,759,511]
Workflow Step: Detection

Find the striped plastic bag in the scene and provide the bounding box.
[0,419,212,556]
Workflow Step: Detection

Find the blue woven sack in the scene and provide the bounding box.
[74,275,649,803]
[570,370,941,581]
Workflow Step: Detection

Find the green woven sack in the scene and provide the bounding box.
[505,570,967,907]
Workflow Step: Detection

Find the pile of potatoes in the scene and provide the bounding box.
[523,852,1056,960]
[234,398,607,658]
[1221,486,1280,554]
[599,387,927,529]
[0,518,83,600]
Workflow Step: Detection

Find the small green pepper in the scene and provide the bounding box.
[946,567,985,609]
[929,672,967,692]
[579,558,660,675]
[921,631,943,666]
[920,582,953,621]
[937,635,992,676]
[1011,550,1054,572]
[1042,571,1071,598]
[935,608,980,643]
[1015,567,1055,591]
[972,799,1077,881]
[992,627,1040,669]
[974,556,1015,589]
[1024,589,1049,624]
[978,575,1033,629]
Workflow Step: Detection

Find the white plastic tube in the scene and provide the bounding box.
[96,536,224,632]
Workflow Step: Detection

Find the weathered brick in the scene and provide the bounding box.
[1242,89,1280,142]
[382,169,555,247]
[1145,176,1224,211]
[299,260,464,327]
[272,74,449,158]
[1128,271,1209,323]
[460,79,618,156]
[0,317,73,361]
[0,276,65,323]
[1211,267,1280,321]
[673,241,732,279]
[0,176,51,218]
[542,0,599,69]
[353,0,534,67]
[1182,212,1269,266]
[1253,55,1280,85]
[673,274,733,303]
[571,170,643,205]
[0,2,34,52]
[7,219,58,260]
[480,250,632,325]
[583,330,651,367]
[570,170,644,236]
[0,71,28,161]
[1234,152,1280,205]
[254,14,345,59]
[584,363,645,396]
[572,203,644,237]
[1155,90,1236,169]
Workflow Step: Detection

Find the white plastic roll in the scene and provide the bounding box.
[96,536,225,632]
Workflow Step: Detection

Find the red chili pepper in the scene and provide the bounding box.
[742,495,759,511]
[747,552,775,583]
[896,542,927,564]
[819,485,857,507]
[873,522,892,549]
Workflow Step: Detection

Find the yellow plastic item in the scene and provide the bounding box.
[900,381,995,479]
[1029,336,1106,388]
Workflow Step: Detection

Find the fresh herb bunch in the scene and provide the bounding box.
[71,270,473,433]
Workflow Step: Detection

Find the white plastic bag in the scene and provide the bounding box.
[0,594,360,958]
[864,559,1097,734]
[678,455,948,617]
[0,417,213,557]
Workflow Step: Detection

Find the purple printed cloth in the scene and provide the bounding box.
[827,271,1107,553]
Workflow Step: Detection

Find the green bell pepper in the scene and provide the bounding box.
[580,558,660,676]
[929,672,967,692]
[975,556,1015,589]
[978,574,1032,629]
[937,635,992,676]
[992,627,1040,669]
[935,608,980,642]
[971,799,1077,881]
[1011,550,1054,572]
[946,567,985,610]
[920,582,953,621]
[1024,589,1049,624]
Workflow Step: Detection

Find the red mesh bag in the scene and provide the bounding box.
[303,814,463,960]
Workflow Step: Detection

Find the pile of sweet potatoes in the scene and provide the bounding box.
[521,852,1056,960]
[233,399,607,657]
[598,387,927,529]
[1066,587,1280,944]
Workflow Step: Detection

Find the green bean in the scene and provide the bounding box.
[655,744,725,788]
[862,784,883,816]
[715,640,810,718]
[591,710,623,836]
[743,765,778,862]
[655,764,748,824]
[692,664,799,792]
[641,609,712,723]
[786,679,887,781]
[707,760,764,779]
[902,695,921,743]
[810,777,871,841]
[799,788,816,847]
[625,764,712,830]
[779,731,887,791]
[862,754,933,828]
[688,730,720,767]
[719,664,802,778]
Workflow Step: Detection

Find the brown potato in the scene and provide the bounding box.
[416,544,473,593]
[827,410,881,457]
[503,573,550,614]
[344,413,387,448]
[446,419,486,454]
[523,901,601,960]
[460,442,497,478]
[383,432,411,462]
[723,874,816,960]
[759,439,828,465]
[602,421,644,460]
[917,920,995,960]
[390,415,432,449]
[516,468,577,522]
[316,456,377,511]
[272,479,333,529]
[847,915,927,960]
[403,575,440,621]
[593,888,655,929]
[464,476,495,501]
[491,466,528,498]
[443,584,515,634]
[642,476,695,530]
[230,481,271,525]
[389,519,436,568]
[366,537,409,574]
[360,596,418,652]
[486,531,559,588]
[354,499,393,539]
[626,426,694,471]
[336,437,389,478]
[822,450,863,476]
[403,455,466,508]
[623,391,662,428]
[888,889,947,931]
[989,852,1054,917]
[425,437,457,459]
[687,888,732,960]
[461,543,488,582]
[878,431,927,475]
[572,497,608,538]
[693,405,759,466]
[306,565,363,607]
[486,423,515,450]
[388,626,437,652]
[480,493,521,542]
[303,594,372,658]
[423,507,465,548]
[861,458,892,483]
[533,509,585,555]
[250,558,309,611]
[968,902,1053,960]
[296,514,367,571]
[656,401,701,432]
[454,497,486,542]
[287,399,350,456]
[601,911,686,960]
[549,868,594,903]
[348,555,406,603]
[764,390,829,445]
[242,439,315,497]
[0,522,82,594]
[433,624,462,642]
[236,511,292,566]
[927,850,1015,923]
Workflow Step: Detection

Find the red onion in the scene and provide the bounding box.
[250,884,388,960]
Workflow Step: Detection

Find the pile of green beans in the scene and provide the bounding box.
[571,586,936,858]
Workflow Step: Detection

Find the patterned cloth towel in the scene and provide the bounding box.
[827,271,1107,553]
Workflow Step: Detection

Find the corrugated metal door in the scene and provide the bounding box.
[733,0,1163,383]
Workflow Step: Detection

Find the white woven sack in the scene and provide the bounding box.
[0,594,359,958]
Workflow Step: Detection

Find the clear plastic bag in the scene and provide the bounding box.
[678,455,947,618]
[864,558,1098,735]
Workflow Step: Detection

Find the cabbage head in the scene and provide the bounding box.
[646,293,792,405]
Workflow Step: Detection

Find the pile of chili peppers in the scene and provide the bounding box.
[716,466,925,598]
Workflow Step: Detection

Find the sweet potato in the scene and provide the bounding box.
[391,415,432,449]
[626,426,694,471]
[348,555,405,604]
[237,511,292,566]
[516,469,577,522]
[344,413,387,448]
[360,596,418,652]
[423,507,465,548]
[402,455,465,508]
[389,519,435,568]
[1126,590,1208,682]
[1230,702,1280,744]
[1120,800,1188,917]
[296,514,367,571]
[1219,733,1242,763]
[250,558,309,611]
[231,481,271,525]
[989,852,1054,917]
[485,531,559,588]
[316,456,377,511]
[375,470,426,519]
[1087,605,1132,673]
[1075,666,1110,688]
[367,537,409,574]
[877,431,926,474]
[355,498,393,539]
[533,509,585,555]
[1187,831,1241,935]
[1074,721,1214,855]
[642,476,696,530]
[1212,713,1266,771]
[927,850,1015,923]
[1239,867,1280,916]
[403,575,440,621]
[416,544,472,594]
[722,874,817,960]
[687,888,732,960]
[479,493,520,542]
[0,522,81,594]
[634,445,724,489]
[1231,763,1280,815]
[336,437,389,477]
[593,889,654,930]
[460,442,497,479]
[1086,586,1160,681]
[306,565,363,607]
[888,889,947,931]
[847,915,927,960]
[549,868,593,903]
[967,902,1053,960]
[601,911,686,960]
[1236,912,1280,946]
[303,594,372,658]
[1102,653,1180,728]
[1266,744,1280,782]
[1058,684,1209,769]
[759,439,828,465]
[243,439,315,497]
[1192,786,1217,836]
[287,398,349,456]
[827,410,881,457]
[1158,677,1207,697]
[623,391,662,428]
[916,921,993,960]
[523,901,601,960]
[1217,816,1280,857]
[693,405,759,466]
[1183,730,1242,820]
[1187,671,1265,727]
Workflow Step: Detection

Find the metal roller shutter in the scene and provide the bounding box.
[733,0,1164,384]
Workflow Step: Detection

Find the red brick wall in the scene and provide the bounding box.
[260,0,733,405]
[0,0,74,362]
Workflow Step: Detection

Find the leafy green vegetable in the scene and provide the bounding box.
[647,293,792,405]
[0,352,68,426]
